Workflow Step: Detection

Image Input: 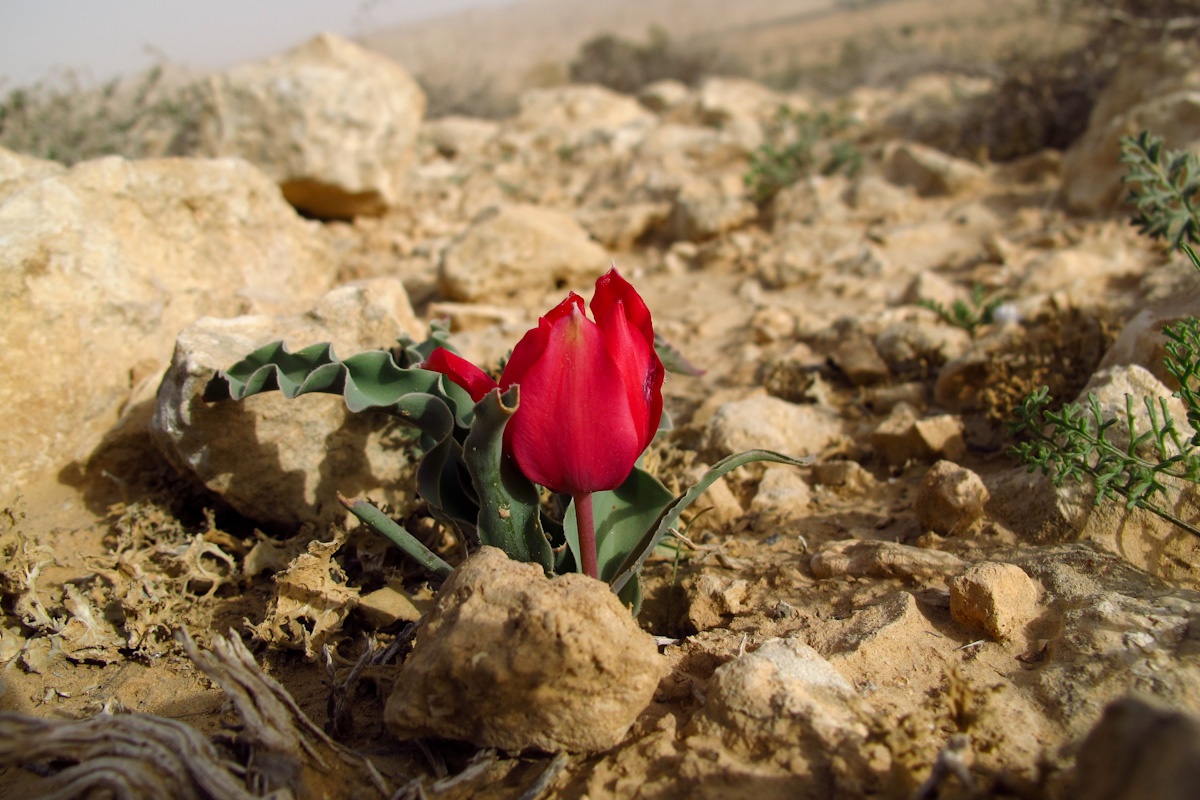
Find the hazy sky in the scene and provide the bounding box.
[0,0,515,88]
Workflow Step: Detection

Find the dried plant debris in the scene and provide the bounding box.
[0,630,390,799]
[0,502,244,669]
[247,533,361,659]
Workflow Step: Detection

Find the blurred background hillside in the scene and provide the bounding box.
[2,0,1197,165]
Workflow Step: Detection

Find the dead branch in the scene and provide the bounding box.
[0,712,260,800]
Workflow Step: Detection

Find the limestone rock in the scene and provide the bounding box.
[1062,42,1200,214]
[688,637,880,796]
[916,460,990,536]
[871,405,965,466]
[0,155,335,503]
[514,84,653,137]
[875,321,971,375]
[684,575,750,632]
[697,77,796,125]
[421,116,498,159]
[1019,247,1149,307]
[707,395,842,459]
[750,466,813,517]
[638,79,691,113]
[883,141,987,197]
[1098,280,1200,385]
[683,464,744,532]
[151,278,422,529]
[812,460,879,493]
[357,581,425,628]
[831,334,890,386]
[811,539,967,581]
[576,201,671,250]
[1001,545,1200,733]
[671,180,757,242]
[1073,697,1200,800]
[438,204,609,301]
[192,33,426,218]
[0,146,64,203]
[987,364,1200,588]
[949,562,1037,641]
[385,547,666,753]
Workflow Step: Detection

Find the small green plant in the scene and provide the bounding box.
[1007,131,1200,539]
[744,107,862,204]
[919,283,1004,338]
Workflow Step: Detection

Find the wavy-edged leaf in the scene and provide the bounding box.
[204,339,476,431]
[609,450,814,595]
[206,338,483,535]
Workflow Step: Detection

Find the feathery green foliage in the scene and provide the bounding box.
[1007,131,1200,539]
[919,284,1004,338]
[744,107,862,204]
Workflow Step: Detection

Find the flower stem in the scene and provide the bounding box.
[573,492,598,579]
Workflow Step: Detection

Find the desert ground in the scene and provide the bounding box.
[2,1,1199,798]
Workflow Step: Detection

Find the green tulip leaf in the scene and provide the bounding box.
[608,450,814,595]
[205,337,484,541]
[338,494,453,579]
[654,332,705,376]
[394,321,458,368]
[463,386,554,572]
[564,466,674,611]
[204,339,477,430]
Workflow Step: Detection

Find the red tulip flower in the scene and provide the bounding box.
[421,268,664,578]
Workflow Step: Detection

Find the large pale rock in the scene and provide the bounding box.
[0,147,64,203]
[438,204,609,301]
[151,279,422,529]
[1098,280,1200,385]
[870,404,965,466]
[686,638,881,797]
[706,395,842,459]
[192,33,426,219]
[0,155,334,503]
[1062,42,1200,214]
[385,547,665,753]
[1002,545,1200,735]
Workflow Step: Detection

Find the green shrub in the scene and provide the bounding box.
[743,107,861,204]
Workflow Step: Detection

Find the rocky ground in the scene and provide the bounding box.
[3,22,1200,800]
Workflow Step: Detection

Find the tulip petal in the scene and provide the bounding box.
[499,293,583,389]
[591,268,654,347]
[505,303,644,495]
[420,347,497,403]
[597,298,664,452]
